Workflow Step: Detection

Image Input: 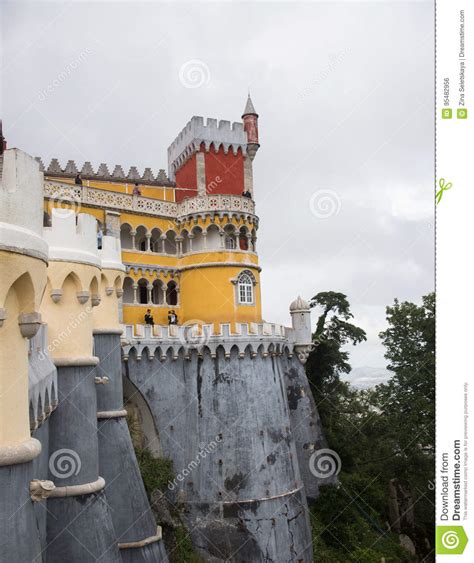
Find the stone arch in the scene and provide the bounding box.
[150,228,162,252]
[137,278,148,305]
[152,279,164,305]
[164,230,177,255]
[190,226,204,252]
[89,275,99,296]
[120,223,134,250]
[180,229,190,254]
[135,225,148,252]
[4,271,36,313]
[123,276,135,304]
[113,274,123,291]
[224,224,237,250]
[60,271,82,293]
[166,280,178,306]
[205,223,221,250]
[123,377,161,456]
[239,226,250,251]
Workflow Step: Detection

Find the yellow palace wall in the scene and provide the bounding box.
[44,181,262,329]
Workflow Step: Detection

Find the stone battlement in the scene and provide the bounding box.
[39,157,172,186]
[121,321,295,360]
[167,116,248,181]
[43,208,101,267]
[0,148,48,261]
[99,235,125,272]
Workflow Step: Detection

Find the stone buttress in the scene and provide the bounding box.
[0,149,49,561]
[40,208,120,561]
[93,235,168,562]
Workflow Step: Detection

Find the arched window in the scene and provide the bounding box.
[122,277,134,303]
[237,272,254,304]
[120,224,133,249]
[225,235,236,250]
[150,228,162,253]
[164,231,177,255]
[137,279,148,304]
[152,280,164,305]
[166,281,178,306]
[135,226,148,252]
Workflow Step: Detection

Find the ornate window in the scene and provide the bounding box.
[237,272,254,304]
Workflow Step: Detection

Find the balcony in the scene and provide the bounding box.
[44,180,255,219]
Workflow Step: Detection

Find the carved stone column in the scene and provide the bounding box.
[160,234,166,253]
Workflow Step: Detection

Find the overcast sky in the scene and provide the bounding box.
[2,0,434,369]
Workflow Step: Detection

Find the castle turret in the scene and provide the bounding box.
[40,209,121,561]
[0,148,48,562]
[290,295,312,363]
[242,93,260,161]
[93,236,168,561]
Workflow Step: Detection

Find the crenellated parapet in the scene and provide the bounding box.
[40,157,172,186]
[167,116,248,181]
[121,310,312,362]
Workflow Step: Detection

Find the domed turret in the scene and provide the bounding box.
[289,295,310,312]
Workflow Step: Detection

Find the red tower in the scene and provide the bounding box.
[168,96,260,201]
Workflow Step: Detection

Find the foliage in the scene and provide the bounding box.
[306,292,435,561]
[132,446,205,562]
[134,447,174,496]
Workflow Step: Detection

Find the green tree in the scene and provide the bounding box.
[306,291,366,432]
[305,292,435,562]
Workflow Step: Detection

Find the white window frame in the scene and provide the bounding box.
[235,271,255,305]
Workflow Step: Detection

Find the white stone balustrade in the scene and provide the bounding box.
[44,181,255,219]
